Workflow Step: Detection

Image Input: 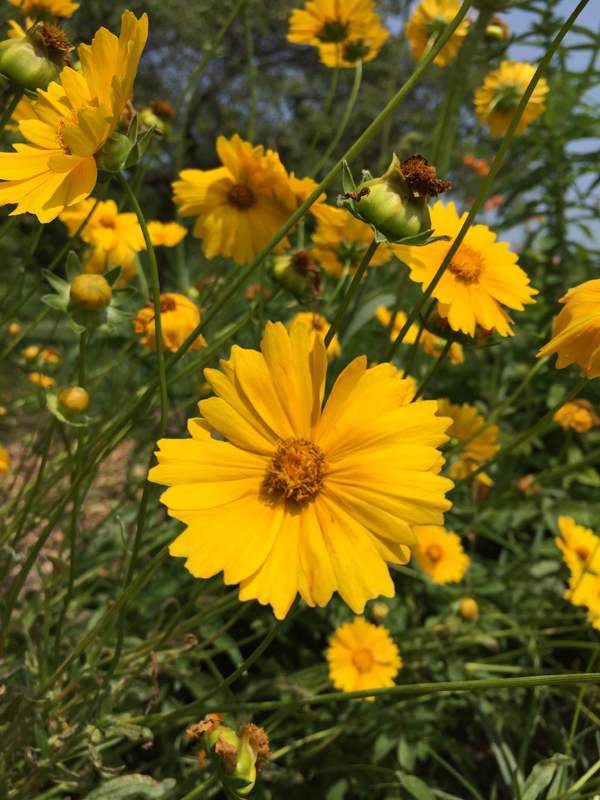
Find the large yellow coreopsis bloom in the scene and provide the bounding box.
[327,616,401,696]
[411,525,469,584]
[172,134,296,266]
[313,209,390,277]
[406,0,470,67]
[317,16,389,68]
[59,198,145,281]
[474,61,548,137]
[436,398,500,462]
[537,280,600,379]
[393,202,538,337]
[7,0,79,17]
[555,516,600,584]
[0,11,147,223]
[150,322,454,619]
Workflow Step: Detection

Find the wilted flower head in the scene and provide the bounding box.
[0,21,73,93]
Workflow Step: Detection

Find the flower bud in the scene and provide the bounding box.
[0,23,72,93]
[459,598,479,619]
[7,322,21,336]
[272,250,319,296]
[94,133,132,174]
[485,16,509,41]
[70,274,112,311]
[0,444,10,474]
[22,345,40,361]
[58,386,90,414]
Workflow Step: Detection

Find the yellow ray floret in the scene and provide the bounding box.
[7,0,79,18]
[327,616,401,697]
[406,0,470,67]
[393,202,538,337]
[0,11,148,223]
[375,305,464,365]
[555,515,600,584]
[411,525,469,584]
[287,311,340,360]
[317,16,388,68]
[134,293,206,353]
[287,0,380,47]
[149,321,454,619]
[553,399,599,433]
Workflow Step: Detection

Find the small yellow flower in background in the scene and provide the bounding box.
[554,399,599,433]
[0,444,10,474]
[287,0,380,48]
[29,372,57,388]
[58,386,89,414]
[288,173,347,226]
[372,602,390,620]
[0,11,147,222]
[555,516,600,583]
[327,616,402,696]
[149,321,454,619]
[147,221,187,248]
[459,597,479,619]
[287,311,340,359]
[436,398,500,461]
[474,61,548,137]
[7,322,21,336]
[59,199,145,283]
[412,525,470,584]
[537,279,600,379]
[313,209,390,278]
[375,305,464,365]
[40,346,64,365]
[7,18,34,39]
[134,294,206,353]
[393,202,537,337]
[7,0,79,16]
[23,345,40,361]
[317,16,389,68]
[448,457,493,487]
[172,134,296,266]
[406,0,470,67]
[0,407,6,415]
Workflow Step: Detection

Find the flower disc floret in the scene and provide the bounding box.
[266,438,327,502]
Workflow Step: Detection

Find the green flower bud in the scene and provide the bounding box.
[272,250,319,296]
[0,23,72,93]
[94,133,132,174]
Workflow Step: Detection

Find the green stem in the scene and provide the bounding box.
[453,377,589,489]
[401,321,424,379]
[256,259,266,348]
[324,258,351,310]
[0,88,24,138]
[385,0,588,363]
[310,59,362,178]
[415,339,451,398]
[300,60,340,175]
[536,444,600,486]
[324,240,378,348]
[117,172,168,441]
[242,5,257,142]
[566,650,599,757]
[381,262,409,358]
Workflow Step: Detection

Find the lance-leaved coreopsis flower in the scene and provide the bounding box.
[149,322,454,619]
[555,516,600,584]
[7,0,79,16]
[0,444,11,474]
[406,0,470,67]
[313,209,391,277]
[287,0,381,51]
[134,294,206,353]
[172,134,296,265]
[287,312,341,360]
[436,398,500,461]
[537,279,600,379]
[553,399,599,433]
[393,202,538,337]
[411,525,470,584]
[474,61,549,137]
[375,306,465,365]
[327,616,401,697]
[147,220,187,248]
[317,14,389,68]
[0,11,148,223]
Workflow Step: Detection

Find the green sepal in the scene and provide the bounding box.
[111,286,136,306]
[361,169,373,182]
[124,123,157,168]
[107,307,134,324]
[95,169,114,184]
[126,112,139,147]
[104,266,123,287]
[341,159,357,194]
[66,250,82,282]
[41,293,69,311]
[371,225,390,245]
[42,269,70,297]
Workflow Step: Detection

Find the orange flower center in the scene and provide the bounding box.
[352,648,374,673]
[575,547,590,563]
[448,244,485,284]
[56,105,94,153]
[227,183,256,209]
[265,438,327,503]
[99,214,116,229]
[40,23,72,51]
[160,296,177,313]
[426,543,443,562]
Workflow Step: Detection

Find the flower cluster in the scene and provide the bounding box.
[557,517,600,630]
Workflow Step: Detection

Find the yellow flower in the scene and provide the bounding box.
[459,597,479,619]
[60,198,145,282]
[0,444,10,474]
[7,0,79,16]
[327,616,401,696]
[313,209,390,278]
[40,345,64,364]
[7,322,21,336]
[23,345,40,361]
[287,0,380,47]
[149,322,454,619]
[29,372,57,388]
[393,202,538,337]
[537,279,600,379]
[4,93,36,133]
[317,16,389,68]
[554,399,599,433]
[406,0,470,67]
[411,525,470,584]
[555,516,600,582]
[474,61,549,137]
[58,385,89,413]
[448,457,493,486]
[287,311,340,359]
[288,172,347,225]
[0,11,148,223]
[147,221,187,248]
[172,134,296,266]
[375,305,464,365]
[134,293,206,353]
[70,273,112,311]
[436,398,500,461]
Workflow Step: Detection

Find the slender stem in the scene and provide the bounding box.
[566,651,598,757]
[384,0,589,363]
[300,60,340,175]
[242,5,257,143]
[256,259,266,348]
[324,258,351,310]
[117,172,168,440]
[0,88,24,138]
[401,321,424,379]
[536,444,600,486]
[324,240,378,348]
[415,339,451,398]
[453,377,589,489]
[310,59,362,178]
[381,263,409,358]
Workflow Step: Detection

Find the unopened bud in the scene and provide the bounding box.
[22,345,40,361]
[272,250,319,295]
[7,322,21,336]
[94,133,131,174]
[459,598,479,619]
[58,386,90,413]
[70,274,112,311]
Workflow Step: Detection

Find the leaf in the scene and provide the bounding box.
[341,159,357,194]
[42,269,70,296]
[84,775,176,799]
[66,250,82,281]
[111,286,136,306]
[342,291,396,344]
[397,772,437,800]
[104,266,123,287]
[41,294,69,311]
[523,755,573,800]
[126,113,139,146]
[361,169,373,182]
